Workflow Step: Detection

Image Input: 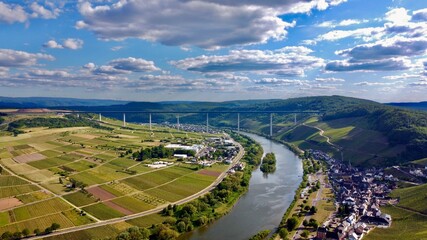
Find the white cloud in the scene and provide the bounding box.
[385,8,411,25]
[382,73,423,80]
[75,0,346,49]
[44,38,84,50]
[354,81,403,86]
[315,77,345,82]
[0,49,54,67]
[84,57,160,75]
[413,8,427,22]
[335,36,427,60]
[63,38,84,50]
[0,2,27,24]
[316,19,367,28]
[325,58,411,72]
[172,46,324,76]
[43,40,63,49]
[111,46,124,51]
[316,27,384,42]
[30,2,60,19]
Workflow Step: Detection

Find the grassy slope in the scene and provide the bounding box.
[365,184,427,240]
[389,184,427,214]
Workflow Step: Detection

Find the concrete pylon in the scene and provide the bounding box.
[237,113,240,133]
[149,113,152,131]
[177,114,180,131]
[206,113,209,133]
[123,113,126,127]
[270,113,273,137]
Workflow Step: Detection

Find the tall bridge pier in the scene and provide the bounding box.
[177,114,180,131]
[270,113,273,137]
[237,113,240,133]
[206,113,209,133]
[123,113,126,127]
[149,113,152,131]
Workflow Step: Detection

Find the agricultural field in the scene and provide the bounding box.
[0,114,232,237]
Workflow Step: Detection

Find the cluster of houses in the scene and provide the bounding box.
[162,123,221,134]
[308,150,398,240]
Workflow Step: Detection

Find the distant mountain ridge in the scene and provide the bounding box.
[387,101,427,111]
[0,96,129,108]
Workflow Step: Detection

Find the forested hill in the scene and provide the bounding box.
[9,95,425,167]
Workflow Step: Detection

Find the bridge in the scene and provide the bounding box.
[8,110,322,137]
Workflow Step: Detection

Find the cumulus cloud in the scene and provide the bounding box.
[75,0,346,49]
[316,27,384,42]
[0,1,62,24]
[43,38,84,50]
[385,8,411,24]
[413,8,427,22]
[109,57,160,72]
[0,2,27,24]
[325,58,411,72]
[63,38,84,50]
[335,36,427,60]
[0,49,54,67]
[315,77,345,82]
[323,7,427,73]
[43,40,63,49]
[131,74,237,92]
[382,73,422,80]
[172,46,324,76]
[316,19,367,28]
[84,57,160,75]
[354,81,403,86]
[254,78,308,86]
[30,2,60,19]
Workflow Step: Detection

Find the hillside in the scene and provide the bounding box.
[365,183,427,240]
[5,95,427,167]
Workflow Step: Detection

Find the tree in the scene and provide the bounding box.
[34,229,41,236]
[22,228,30,237]
[51,222,61,230]
[303,219,308,226]
[301,230,310,238]
[286,217,299,231]
[279,228,288,239]
[310,206,317,214]
[12,231,22,239]
[177,221,186,232]
[1,231,12,240]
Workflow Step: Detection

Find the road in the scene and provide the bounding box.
[27,139,245,239]
[293,171,325,240]
[302,124,341,151]
[0,163,101,222]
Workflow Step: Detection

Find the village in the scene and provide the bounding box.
[308,149,402,240]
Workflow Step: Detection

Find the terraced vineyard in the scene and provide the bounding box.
[0,114,232,238]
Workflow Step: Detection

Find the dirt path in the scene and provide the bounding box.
[303,124,341,150]
[0,163,101,222]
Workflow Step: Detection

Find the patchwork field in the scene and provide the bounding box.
[0,114,229,238]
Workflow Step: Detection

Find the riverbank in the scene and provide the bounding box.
[186,132,303,240]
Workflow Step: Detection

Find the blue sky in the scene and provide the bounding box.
[0,0,426,102]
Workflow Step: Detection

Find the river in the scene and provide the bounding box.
[184,132,303,240]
